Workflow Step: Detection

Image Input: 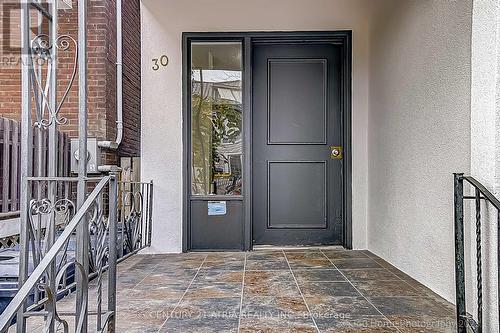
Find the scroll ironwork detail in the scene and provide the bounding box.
[30,34,78,129]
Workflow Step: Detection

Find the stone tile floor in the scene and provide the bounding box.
[19,248,457,332]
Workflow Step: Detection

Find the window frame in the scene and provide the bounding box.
[189,41,244,197]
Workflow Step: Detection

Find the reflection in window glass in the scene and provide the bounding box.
[191,42,243,195]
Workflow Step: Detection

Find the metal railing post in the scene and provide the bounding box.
[17,2,33,332]
[46,2,59,331]
[76,0,89,331]
[475,187,483,333]
[119,182,124,258]
[498,210,500,333]
[454,173,467,333]
[148,181,153,246]
[107,174,118,332]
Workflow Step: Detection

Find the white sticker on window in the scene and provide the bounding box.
[208,201,227,216]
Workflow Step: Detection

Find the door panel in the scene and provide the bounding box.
[267,161,327,229]
[252,43,343,246]
[268,59,327,144]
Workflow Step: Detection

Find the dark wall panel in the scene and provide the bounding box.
[190,200,243,250]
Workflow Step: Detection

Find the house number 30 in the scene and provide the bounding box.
[152,55,169,71]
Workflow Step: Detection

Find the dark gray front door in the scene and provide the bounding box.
[252,43,343,246]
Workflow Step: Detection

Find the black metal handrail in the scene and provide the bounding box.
[454,173,500,333]
[0,176,115,332]
[0,177,154,332]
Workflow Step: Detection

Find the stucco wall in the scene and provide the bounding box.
[471,0,500,329]
[140,0,484,316]
[140,0,377,253]
[368,0,473,305]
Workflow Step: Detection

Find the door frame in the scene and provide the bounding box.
[182,31,352,251]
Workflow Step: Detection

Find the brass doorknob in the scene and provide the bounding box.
[331,146,343,159]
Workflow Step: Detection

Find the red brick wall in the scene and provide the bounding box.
[0,2,23,121]
[120,0,141,157]
[0,0,141,163]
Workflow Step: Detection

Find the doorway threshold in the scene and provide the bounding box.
[252,245,346,251]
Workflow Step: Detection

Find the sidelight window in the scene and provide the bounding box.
[190,42,243,196]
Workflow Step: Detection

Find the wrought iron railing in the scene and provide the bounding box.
[0,118,71,221]
[0,176,116,332]
[0,177,153,332]
[453,173,500,333]
[118,181,153,258]
[0,1,153,331]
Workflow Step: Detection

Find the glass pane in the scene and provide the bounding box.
[191,42,243,195]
